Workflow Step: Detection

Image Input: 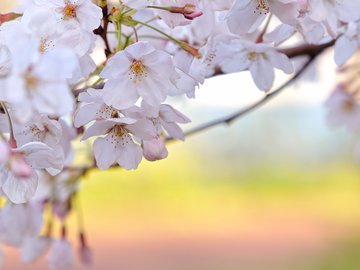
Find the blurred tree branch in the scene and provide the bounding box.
[68,41,333,172]
[164,41,336,142]
[167,55,322,142]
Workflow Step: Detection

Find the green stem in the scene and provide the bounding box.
[90,77,103,88]
[138,35,167,41]
[0,102,15,145]
[131,19,182,47]
[117,22,123,51]
[146,5,169,11]
[132,26,139,42]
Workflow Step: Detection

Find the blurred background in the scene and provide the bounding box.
[2,1,360,269]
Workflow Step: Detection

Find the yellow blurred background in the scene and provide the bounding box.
[2,1,360,269]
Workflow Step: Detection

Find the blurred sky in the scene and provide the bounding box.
[2,1,360,270]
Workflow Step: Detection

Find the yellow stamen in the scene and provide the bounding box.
[63,3,77,19]
[255,0,270,14]
[128,60,147,83]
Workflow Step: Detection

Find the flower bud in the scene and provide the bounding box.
[0,13,21,25]
[79,233,93,266]
[143,138,168,161]
[168,4,203,20]
[179,41,202,58]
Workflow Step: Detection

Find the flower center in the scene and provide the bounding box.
[106,125,133,148]
[39,38,54,53]
[96,105,119,119]
[63,3,77,19]
[129,60,148,84]
[114,125,126,137]
[342,99,356,113]
[247,51,257,60]
[23,125,47,141]
[24,70,40,91]
[255,0,270,14]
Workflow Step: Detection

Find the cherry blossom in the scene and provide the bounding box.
[0,0,359,268]
[325,85,360,132]
[0,201,43,246]
[217,39,293,91]
[48,239,74,270]
[0,142,63,204]
[307,0,360,36]
[100,41,183,109]
[82,117,157,170]
[334,21,360,66]
[32,0,102,33]
[21,236,52,263]
[123,103,191,161]
[226,0,299,35]
[0,24,78,121]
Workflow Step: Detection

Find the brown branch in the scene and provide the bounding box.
[73,41,336,96]
[66,38,334,173]
[67,54,318,172]
[164,40,336,142]
[93,4,112,57]
[281,40,335,59]
[166,55,317,143]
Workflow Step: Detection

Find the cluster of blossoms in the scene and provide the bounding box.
[0,0,359,268]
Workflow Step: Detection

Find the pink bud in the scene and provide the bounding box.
[79,233,93,266]
[143,138,168,161]
[168,4,203,20]
[79,245,93,266]
[0,13,21,25]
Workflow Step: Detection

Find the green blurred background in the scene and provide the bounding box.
[2,1,360,269]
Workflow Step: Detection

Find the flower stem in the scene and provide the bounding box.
[116,22,123,51]
[0,102,16,147]
[130,19,201,57]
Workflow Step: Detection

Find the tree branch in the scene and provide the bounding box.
[66,41,332,171]
[72,41,336,97]
[166,55,317,142]
[281,40,335,59]
[93,4,112,57]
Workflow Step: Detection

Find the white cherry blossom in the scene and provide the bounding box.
[0,142,63,204]
[308,0,360,36]
[0,201,43,247]
[48,239,74,270]
[334,21,360,66]
[82,117,157,170]
[325,85,360,132]
[33,0,102,33]
[21,236,52,263]
[226,0,299,35]
[124,103,190,161]
[218,39,293,91]
[100,41,180,109]
[0,26,77,121]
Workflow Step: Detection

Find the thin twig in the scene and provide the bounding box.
[94,4,112,57]
[67,56,317,172]
[66,40,333,172]
[1,101,16,146]
[166,56,316,142]
[72,41,335,97]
